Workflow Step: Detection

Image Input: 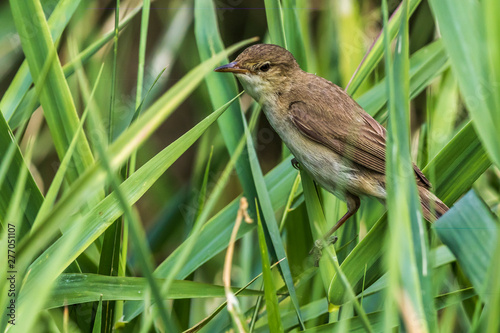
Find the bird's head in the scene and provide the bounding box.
[214,44,300,103]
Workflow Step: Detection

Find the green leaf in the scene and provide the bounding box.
[0,0,81,121]
[9,0,95,183]
[243,113,304,327]
[299,171,336,288]
[346,0,422,95]
[433,191,498,300]
[256,203,284,333]
[263,0,287,47]
[0,111,43,237]
[20,93,242,314]
[45,273,261,309]
[383,0,433,330]
[328,120,491,305]
[281,0,307,68]
[92,295,103,333]
[17,39,254,270]
[357,39,448,118]
[429,0,500,168]
[6,5,143,130]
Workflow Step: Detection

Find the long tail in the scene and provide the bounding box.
[418,186,449,222]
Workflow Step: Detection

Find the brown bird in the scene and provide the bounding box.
[215,43,448,241]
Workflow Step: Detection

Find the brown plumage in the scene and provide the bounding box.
[215,43,448,234]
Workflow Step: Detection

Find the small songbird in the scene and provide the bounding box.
[215,44,448,240]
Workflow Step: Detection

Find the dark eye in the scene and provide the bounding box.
[259,63,270,72]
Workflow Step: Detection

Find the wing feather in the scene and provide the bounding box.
[289,99,431,189]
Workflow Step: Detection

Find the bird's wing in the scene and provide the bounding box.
[289,100,386,174]
[289,100,431,188]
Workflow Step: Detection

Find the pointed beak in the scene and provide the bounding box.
[214,61,249,74]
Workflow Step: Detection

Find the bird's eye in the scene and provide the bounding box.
[259,63,270,72]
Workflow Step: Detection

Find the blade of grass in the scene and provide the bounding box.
[433,191,498,302]
[108,0,119,142]
[429,0,500,168]
[242,112,304,328]
[346,0,422,95]
[255,202,283,332]
[46,274,262,310]
[0,112,43,237]
[32,64,104,229]
[98,1,122,330]
[383,1,434,330]
[194,0,260,218]
[263,0,287,47]
[0,0,81,121]
[23,93,242,324]
[16,39,255,273]
[281,0,307,68]
[9,0,95,183]
[7,5,143,130]
[299,171,336,290]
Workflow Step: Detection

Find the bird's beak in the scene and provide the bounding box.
[214,61,249,74]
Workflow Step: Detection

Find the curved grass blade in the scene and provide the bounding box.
[194,0,260,218]
[433,191,498,302]
[9,0,95,183]
[92,296,103,333]
[16,39,254,271]
[346,0,422,95]
[243,112,304,328]
[7,5,143,130]
[125,95,259,322]
[255,203,283,332]
[21,93,242,323]
[429,0,500,169]
[383,1,433,330]
[328,120,491,305]
[0,112,43,237]
[46,274,261,310]
[263,0,287,47]
[0,0,81,121]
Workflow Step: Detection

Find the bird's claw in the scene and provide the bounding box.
[309,236,338,267]
[291,158,300,170]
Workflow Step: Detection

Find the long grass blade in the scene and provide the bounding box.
[9,0,95,183]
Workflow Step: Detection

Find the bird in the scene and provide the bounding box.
[215,43,448,243]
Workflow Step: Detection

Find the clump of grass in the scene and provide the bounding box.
[0,0,499,332]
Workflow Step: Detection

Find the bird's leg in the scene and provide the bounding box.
[310,195,360,266]
[291,157,300,170]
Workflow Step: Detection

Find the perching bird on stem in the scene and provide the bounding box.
[215,44,448,245]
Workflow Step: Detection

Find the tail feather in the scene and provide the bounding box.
[418,186,449,222]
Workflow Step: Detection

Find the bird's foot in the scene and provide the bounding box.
[291,158,300,170]
[309,236,338,267]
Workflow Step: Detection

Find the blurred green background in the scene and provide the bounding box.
[0,0,499,332]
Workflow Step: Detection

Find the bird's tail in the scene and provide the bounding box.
[418,186,449,222]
